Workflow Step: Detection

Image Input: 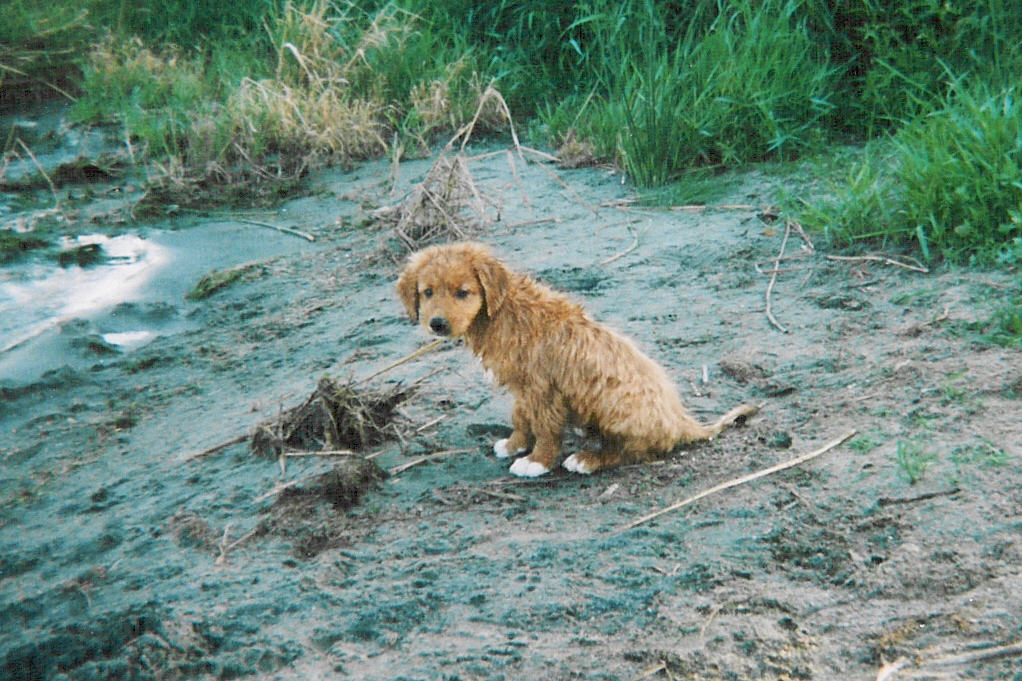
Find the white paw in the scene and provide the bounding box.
[509,456,550,478]
[493,438,525,459]
[562,453,594,475]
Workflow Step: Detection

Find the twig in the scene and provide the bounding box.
[503,217,558,230]
[236,218,316,242]
[253,479,302,504]
[878,487,961,507]
[825,254,929,274]
[471,487,528,503]
[789,220,815,252]
[520,146,601,216]
[215,523,261,565]
[16,139,60,210]
[359,339,446,384]
[765,221,792,333]
[877,640,1022,680]
[282,449,360,458]
[620,429,858,532]
[184,434,248,461]
[388,449,469,476]
[930,640,1022,667]
[600,225,639,265]
[628,662,667,681]
[876,656,910,681]
[0,63,77,101]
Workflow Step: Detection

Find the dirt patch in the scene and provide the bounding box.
[261,458,388,559]
[1,112,1021,680]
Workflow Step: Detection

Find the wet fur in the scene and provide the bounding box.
[396,242,757,476]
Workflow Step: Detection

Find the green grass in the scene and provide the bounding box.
[794,82,1022,264]
[4,0,1022,268]
[894,440,937,486]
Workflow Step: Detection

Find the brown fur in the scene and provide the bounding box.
[396,242,757,476]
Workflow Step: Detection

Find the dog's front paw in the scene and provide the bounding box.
[562,453,594,475]
[509,456,550,478]
[493,438,526,459]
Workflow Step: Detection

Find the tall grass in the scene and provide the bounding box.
[797,81,1022,264]
[67,1,493,205]
[4,0,1022,268]
[586,0,835,186]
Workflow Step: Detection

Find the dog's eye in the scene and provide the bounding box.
[422,287,433,298]
[455,288,470,300]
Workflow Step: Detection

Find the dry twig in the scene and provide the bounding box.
[765,221,792,333]
[826,254,929,274]
[389,449,469,476]
[620,429,858,531]
[359,338,445,384]
[236,218,316,242]
[600,225,639,265]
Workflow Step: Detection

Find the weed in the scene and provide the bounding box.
[951,440,1011,470]
[796,82,1022,264]
[847,436,881,455]
[0,231,49,264]
[185,263,262,301]
[894,440,937,485]
[984,286,1022,348]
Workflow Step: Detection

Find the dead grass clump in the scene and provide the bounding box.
[556,130,597,169]
[250,377,410,458]
[386,152,497,250]
[378,86,519,251]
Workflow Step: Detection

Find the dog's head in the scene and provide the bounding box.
[396,242,510,338]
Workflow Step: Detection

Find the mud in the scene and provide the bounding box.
[2,108,1021,681]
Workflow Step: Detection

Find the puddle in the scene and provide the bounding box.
[0,222,316,383]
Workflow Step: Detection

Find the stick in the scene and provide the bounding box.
[875,656,910,681]
[930,640,1022,666]
[359,339,446,384]
[789,220,815,253]
[627,662,667,681]
[388,449,468,476]
[600,225,639,265]
[620,429,857,531]
[825,253,932,271]
[16,139,60,210]
[282,449,360,458]
[184,434,248,461]
[0,63,77,102]
[765,221,792,333]
[236,218,316,242]
[253,479,302,504]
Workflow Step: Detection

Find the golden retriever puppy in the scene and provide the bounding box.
[396,242,757,477]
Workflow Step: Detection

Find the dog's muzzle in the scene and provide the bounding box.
[428,317,451,336]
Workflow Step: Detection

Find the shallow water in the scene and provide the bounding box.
[0,222,316,383]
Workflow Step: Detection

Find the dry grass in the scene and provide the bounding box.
[250,376,411,459]
[377,86,521,251]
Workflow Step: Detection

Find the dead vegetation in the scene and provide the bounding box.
[250,376,411,458]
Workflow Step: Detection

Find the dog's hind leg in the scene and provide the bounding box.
[563,435,655,475]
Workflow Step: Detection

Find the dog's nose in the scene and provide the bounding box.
[429,317,451,336]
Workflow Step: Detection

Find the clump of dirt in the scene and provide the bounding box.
[250,376,411,457]
[263,457,387,558]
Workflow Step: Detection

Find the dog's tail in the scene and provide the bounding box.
[704,403,760,438]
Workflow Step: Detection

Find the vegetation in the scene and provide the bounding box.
[3,0,1022,263]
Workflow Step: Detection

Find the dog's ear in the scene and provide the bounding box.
[474,252,511,317]
[396,256,421,321]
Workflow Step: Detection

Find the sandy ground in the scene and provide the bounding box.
[2,111,1022,681]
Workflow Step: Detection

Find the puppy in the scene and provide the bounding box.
[396,242,757,477]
